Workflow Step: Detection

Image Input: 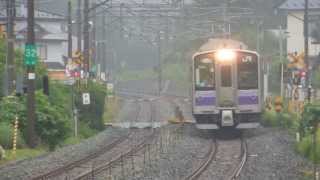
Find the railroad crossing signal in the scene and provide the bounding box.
[274,96,283,113]
[72,51,84,64]
[287,52,305,70]
[24,44,37,66]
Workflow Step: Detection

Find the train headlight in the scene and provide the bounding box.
[215,49,236,62]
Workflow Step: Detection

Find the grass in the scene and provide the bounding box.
[0,148,46,165]
[62,136,82,146]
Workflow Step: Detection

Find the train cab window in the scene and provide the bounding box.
[194,57,215,90]
[238,53,258,89]
[221,65,232,87]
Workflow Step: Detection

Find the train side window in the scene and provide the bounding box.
[221,65,232,87]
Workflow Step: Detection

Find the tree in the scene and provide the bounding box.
[0,92,71,151]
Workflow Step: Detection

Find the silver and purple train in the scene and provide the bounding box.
[192,38,262,129]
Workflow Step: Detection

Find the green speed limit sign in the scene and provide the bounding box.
[24,44,37,66]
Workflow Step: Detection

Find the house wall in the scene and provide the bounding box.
[287,11,320,56]
[47,42,64,64]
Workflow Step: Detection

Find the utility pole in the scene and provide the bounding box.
[26,0,36,148]
[77,0,82,51]
[6,0,16,94]
[304,0,311,102]
[83,0,90,80]
[279,25,284,98]
[68,1,72,59]
[68,1,77,137]
[157,31,162,96]
[120,3,124,39]
[101,13,107,80]
[91,2,96,78]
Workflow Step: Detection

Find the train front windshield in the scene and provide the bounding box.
[194,51,258,90]
[194,55,215,90]
[237,52,259,90]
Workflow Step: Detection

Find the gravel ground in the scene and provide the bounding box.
[239,127,312,180]
[96,124,212,180]
[149,125,212,180]
[0,128,127,180]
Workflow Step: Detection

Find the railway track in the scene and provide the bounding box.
[32,98,156,180]
[32,134,130,180]
[184,139,217,180]
[74,130,157,180]
[228,137,247,180]
[185,134,247,180]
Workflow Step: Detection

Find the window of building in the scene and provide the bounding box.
[37,44,47,60]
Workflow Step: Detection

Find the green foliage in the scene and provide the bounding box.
[262,110,278,127]
[262,109,299,130]
[0,96,27,135]
[296,130,320,164]
[35,91,71,151]
[0,123,25,149]
[0,148,45,165]
[62,136,82,146]
[78,122,98,139]
[296,104,320,164]
[76,81,106,131]
[0,91,71,151]
[300,104,320,135]
[48,81,72,117]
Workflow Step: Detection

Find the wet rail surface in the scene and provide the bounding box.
[185,131,247,180]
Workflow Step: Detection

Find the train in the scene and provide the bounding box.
[192,38,262,129]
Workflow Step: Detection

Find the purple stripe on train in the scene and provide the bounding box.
[195,96,216,106]
[238,96,259,105]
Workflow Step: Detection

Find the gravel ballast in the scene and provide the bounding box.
[239,127,312,180]
[0,128,127,180]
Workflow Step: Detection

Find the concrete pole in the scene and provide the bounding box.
[77,0,82,51]
[279,25,284,98]
[26,0,36,148]
[83,0,90,79]
[6,0,16,94]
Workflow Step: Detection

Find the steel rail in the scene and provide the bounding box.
[32,134,130,180]
[228,137,248,180]
[74,131,157,180]
[184,139,217,180]
[74,99,157,179]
